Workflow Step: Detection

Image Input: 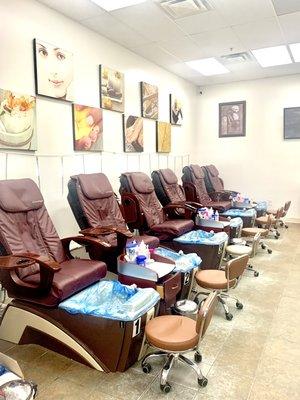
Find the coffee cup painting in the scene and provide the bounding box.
[100,66,124,113]
[0,89,37,151]
[34,39,74,101]
[73,104,103,152]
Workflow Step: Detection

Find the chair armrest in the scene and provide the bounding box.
[209,191,233,202]
[13,253,61,271]
[80,226,133,239]
[61,235,112,258]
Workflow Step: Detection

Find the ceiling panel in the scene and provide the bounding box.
[37,0,105,21]
[232,18,285,49]
[272,0,300,16]
[157,36,204,61]
[278,11,300,43]
[131,43,181,68]
[175,9,228,35]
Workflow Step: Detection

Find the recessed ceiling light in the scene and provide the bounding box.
[289,43,300,62]
[251,45,292,67]
[90,0,146,12]
[185,58,229,76]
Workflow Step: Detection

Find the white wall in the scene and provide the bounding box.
[196,74,300,220]
[0,0,196,237]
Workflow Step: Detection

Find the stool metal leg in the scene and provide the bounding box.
[178,355,208,387]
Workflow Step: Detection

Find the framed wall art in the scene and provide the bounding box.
[284,107,300,139]
[123,115,143,153]
[72,104,103,151]
[100,65,124,113]
[0,89,37,151]
[141,82,158,120]
[33,39,74,101]
[156,121,171,153]
[219,101,246,137]
[170,94,183,125]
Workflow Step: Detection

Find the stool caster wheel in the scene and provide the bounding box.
[275,236,279,240]
[226,312,233,321]
[261,244,266,250]
[160,383,171,393]
[236,302,243,310]
[142,363,152,374]
[194,352,202,363]
[254,271,259,277]
[268,249,272,254]
[198,378,208,387]
[285,225,288,229]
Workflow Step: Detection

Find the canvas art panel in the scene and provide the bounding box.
[73,104,103,152]
[170,94,183,125]
[219,101,246,137]
[284,107,300,139]
[141,82,158,120]
[156,121,171,153]
[100,66,125,113]
[0,89,37,151]
[123,115,143,153]
[34,39,74,101]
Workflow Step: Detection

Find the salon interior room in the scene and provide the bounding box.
[0,0,299,399]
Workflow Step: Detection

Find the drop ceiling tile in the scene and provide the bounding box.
[232,18,285,49]
[158,36,204,61]
[131,43,181,68]
[175,10,228,35]
[213,0,276,25]
[272,0,300,16]
[37,0,105,21]
[166,63,203,81]
[191,27,245,57]
[278,11,300,43]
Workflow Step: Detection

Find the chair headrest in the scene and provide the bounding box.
[75,173,113,200]
[206,165,219,177]
[190,164,205,179]
[159,168,178,185]
[129,172,154,194]
[0,179,44,212]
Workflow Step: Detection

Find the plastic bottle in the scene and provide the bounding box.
[209,207,214,219]
[215,210,219,221]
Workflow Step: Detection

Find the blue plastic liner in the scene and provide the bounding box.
[221,208,257,217]
[153,247,202,272]
[59,280,160,321]
[174,230,228,245]
[229,217,243,228]
[255,201,268,212]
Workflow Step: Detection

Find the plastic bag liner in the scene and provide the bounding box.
[153,247,202,272]
[221,208,257,217]
[229,217,243,228]
[173,230,228,246]
[59,280,160,321]
[255,201,268,211]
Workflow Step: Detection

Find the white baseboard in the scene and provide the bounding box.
[286,218,300,224]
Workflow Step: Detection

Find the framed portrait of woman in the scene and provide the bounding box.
[33,39,74,102]
[170,94,183,126]
[219,101,246,137]
[123,115,143,153]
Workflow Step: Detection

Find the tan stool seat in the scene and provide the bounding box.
[242,227,268,237]
[256,215,275,224]
[226,244,252,256]
[267,209,276,215]
[195,269,236,290]
[145,315,198,352]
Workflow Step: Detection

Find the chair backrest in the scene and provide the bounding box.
[151,168,186,206]
[225,254,249,281]
[119,172,164,228]
[182,164,212,204]
[196,291,218,337]
[284,201,291,213]
[204,165,224,193]
[0,179,65,279]
[251,232,261,257]
[68,173,126,231]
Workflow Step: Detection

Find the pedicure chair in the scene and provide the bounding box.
[67,173,159,273]
[119,172,228,270]
[181,164,232,212]
[0,179,159,373]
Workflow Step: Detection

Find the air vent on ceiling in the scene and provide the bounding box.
[221,52,253,64]
[158,0,212,19]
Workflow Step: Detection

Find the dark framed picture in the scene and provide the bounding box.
[33,38,74,101]
[156,121,171,153]
[284,107,300,139]
[219,101,246,137]
[72,104,103,152]
[0,88,37,151]
[100,65,124,113]
[141,82,158,120]
[123,115,143,153]
[170,94,183,125]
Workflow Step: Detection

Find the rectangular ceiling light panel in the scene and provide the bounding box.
[251,45,292,67]
[91,0,146,11]
[185,57,229,76]
[289,43,300,62]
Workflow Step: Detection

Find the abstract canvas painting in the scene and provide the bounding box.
[156,121,171,153]
[100,66,124,113]
[34,39,74,101]
[219,101,246,137]
[123,115,143,152]
[141,82,158,120]
[72,104,103,151]
[284,107,300,139]
[170,94,183,125]
[0,89,37,151]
